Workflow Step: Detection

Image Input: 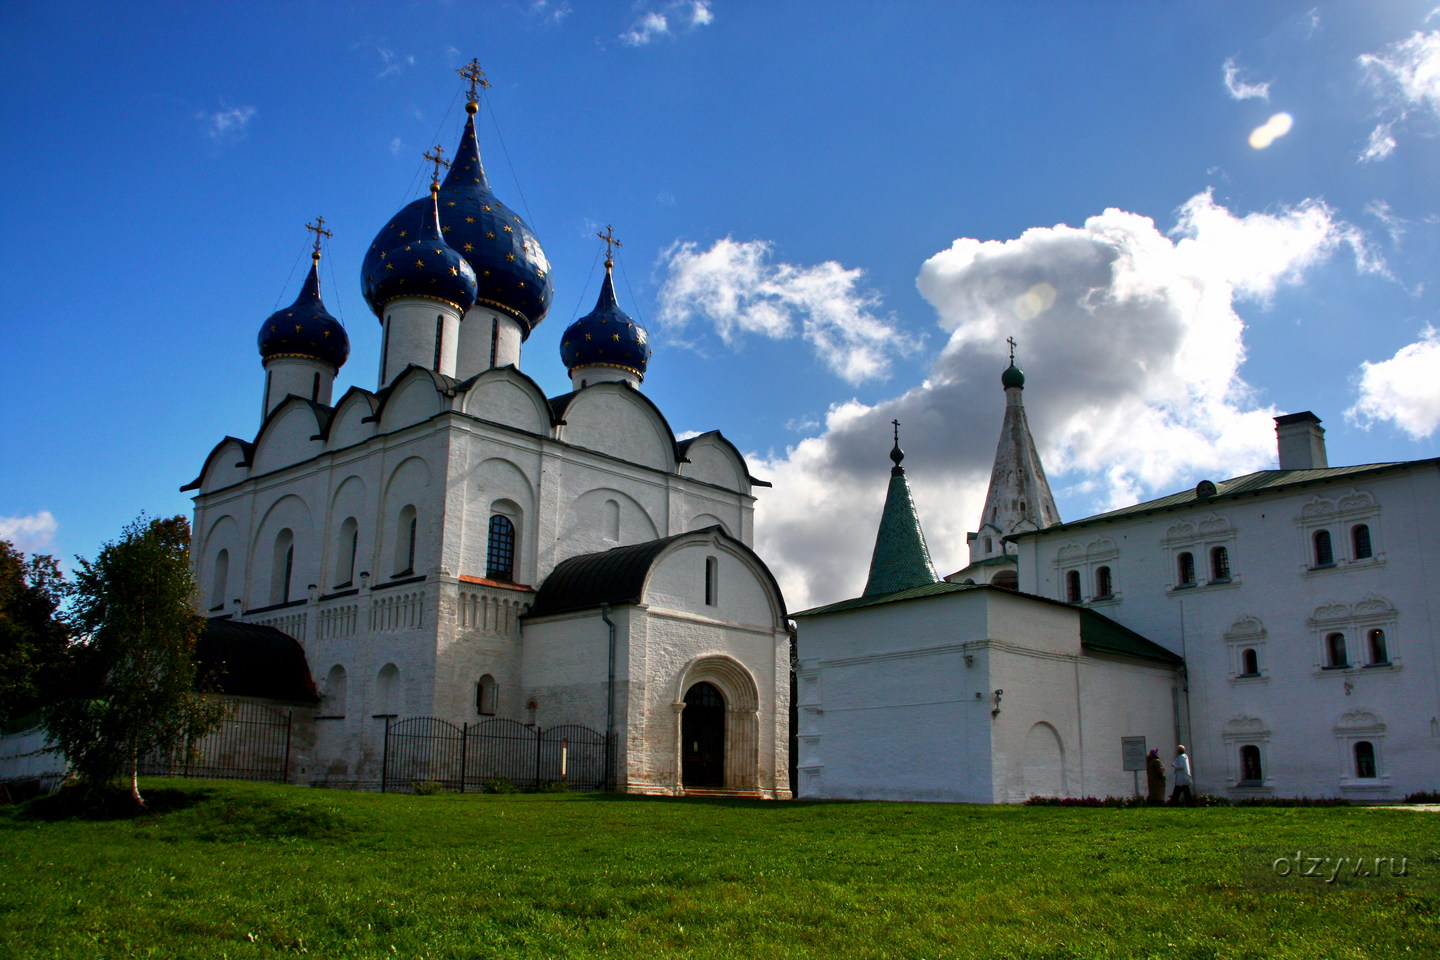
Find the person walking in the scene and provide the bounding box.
[1145,748,1167,805]
[1169,744,1194,806]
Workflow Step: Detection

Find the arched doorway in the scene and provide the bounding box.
[681,681,726,788]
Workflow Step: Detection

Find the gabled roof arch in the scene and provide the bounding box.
[249,395,334,476]
[550,381,681,474]
[677,430,771,491]
[375,364,459,433]
[457,363,558,433]
[182,436,255,492]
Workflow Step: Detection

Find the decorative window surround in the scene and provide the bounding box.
[1296,489,1384,575]
[1164,513,1239,593]
[1053,537,1119,604]
[1308,596,1401,676]
[1222,716,1273,792]
[1224,615,1269,683]
[1333,709,1389,792]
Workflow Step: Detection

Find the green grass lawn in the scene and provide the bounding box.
[0,781,1435,959]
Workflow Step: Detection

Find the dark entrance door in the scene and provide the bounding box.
[681,681,725,788]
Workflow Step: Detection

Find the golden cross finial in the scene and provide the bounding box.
[458,58,490,113]
[1006,336,1017,363]
[423,144,449,187]
[305,217,333,261]
[597,225,622,266]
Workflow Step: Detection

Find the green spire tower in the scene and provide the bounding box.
[862,421,939,596]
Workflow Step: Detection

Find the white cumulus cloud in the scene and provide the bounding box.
[657,237,909,384]
[0,511,58,552]
[199,105,256,141]
[1348,328,1440,438]
[621,1,713,45]
[1223,58,1271,100]
[1358,28,1440,161]
[752,192,1369,611]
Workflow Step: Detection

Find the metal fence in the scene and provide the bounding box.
[381,717,609,793]
[139,700,293,783]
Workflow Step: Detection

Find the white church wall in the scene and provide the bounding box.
[326,393,378,451]
[559,387,673,473]
[679,435,749,494]
[250,402,327,476]
[461,368,551,434]
[455,449,539,583]
[455,307,523,377]
[198,439,252,494]
[250,493,315,608]
[378,371,449,432]
[1017,465,1440,800]
[558,487,661,559]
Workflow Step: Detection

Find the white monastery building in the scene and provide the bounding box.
[796,360,1439,802]
[186,65,791,797]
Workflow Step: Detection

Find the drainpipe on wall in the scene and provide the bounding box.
[601,602,616,790]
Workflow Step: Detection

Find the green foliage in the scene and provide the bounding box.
[1,780,1437,959]
[1404,790,1440,803]
[0,540,69,726]
[42,515,224,807]
[410,779,447,796]
[483,777,521,793]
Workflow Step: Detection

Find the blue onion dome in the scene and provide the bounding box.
[367,187,478,314]
[361,109,552,333]
[1001,361,1025,389]
[560,261,652,380]
[258,254,350,370]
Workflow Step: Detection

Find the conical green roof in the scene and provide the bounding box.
[862,452,939,597]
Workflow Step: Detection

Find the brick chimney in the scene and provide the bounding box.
[1275,412,1328,470]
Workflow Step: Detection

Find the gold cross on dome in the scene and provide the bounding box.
[597,225,622,264]
[423,145,449,185]
[305,217,334,259]
[1006,336,1017,363]
[458,58,490,106]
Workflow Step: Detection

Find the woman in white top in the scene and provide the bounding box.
[1169,744,1194,806]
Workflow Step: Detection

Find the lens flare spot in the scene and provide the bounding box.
[1248,112,1294,149]
[1013,282,1057,320]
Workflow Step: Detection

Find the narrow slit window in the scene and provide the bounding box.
[1210,546,1230,582]
[1177,552,1196,586]
[1352,524,1373,560]
[704,556,719,606]
[1065,569,1081,603]
[1313,529,1334,567]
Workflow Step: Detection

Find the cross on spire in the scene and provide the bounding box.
[1007,336,1017,363]
[458,58,490,113]
[305,217,333,262]
[597,225,623,266]
[889,419,905,469]
[423,144,449,187]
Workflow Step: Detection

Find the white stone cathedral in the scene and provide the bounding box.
[186,66,791,797]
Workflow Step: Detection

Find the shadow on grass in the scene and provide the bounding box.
[18,784,214,821]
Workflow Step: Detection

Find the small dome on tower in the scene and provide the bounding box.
[258,256,350,370]
[1001,361,1025,390]
[561,258,651,381]
[368,190,478,314]
[362,108,551,332]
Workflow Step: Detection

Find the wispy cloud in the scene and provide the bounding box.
[1348,328,1440,439]
[198,105,256,142]
[750,192,1373,609]
[621,1,713,46]
[0,511,57,552]
[528,0,572,24]
[377,47,416,79]
[1358,27,1440,162]
[657,237,911,384]
[1223,58,1271,101]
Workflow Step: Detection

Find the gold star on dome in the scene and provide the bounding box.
[465,216,476,223]
[385,263,395,271]
[398,230,407,238]
[270,325,276,333]
[414,259,426,268]
[433,248,444,254]
[442,225,452,233]
[518,281,525,287]
[323,330,330,337]
[294,324,302,332]
[463,243,474,251]
[286,311,293,317]
[584,333,592,340]
[502,225,512,233]
[506,253,515,261]
[611,333,620,341]
[487,232,496,239]
[483,269,491,276]
[380,250,387,259]
[446,201,456,207]
[482,205,492,211]
[450,266,458,276]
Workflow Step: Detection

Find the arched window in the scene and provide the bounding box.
[1313,529,1334,567]
[271,529,294,604]
[1352,524,1373,560]
[210,548,229,611]
[1239,744,1263,783]
[336,516,358,588]
[1210,546,1231,582]
[311,371,320,401]
[324,664,347,717]
[1326,632,1348,668]
[1354,740,1376,778]
[486,515,516,581]
[433,314,445,370]
[476,674,497,716]
[1368,629,1389,665]
[992,570,1018,590]
[604,499,620,541]
[1176,552,1196,587]
[394,505,417,576]
[705,556,719,606]
[376,663,400,716]
[1065,569,1081,603]
[984,536,993,554]
[1241,648,1259,676]
[1094,566,1112,599]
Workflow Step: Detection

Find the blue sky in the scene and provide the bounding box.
[2,1,1438,608]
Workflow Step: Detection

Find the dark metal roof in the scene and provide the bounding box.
[197,618,319,703]
[560,266,650,379]
[524,525,786,621]
[258,258,350,370]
